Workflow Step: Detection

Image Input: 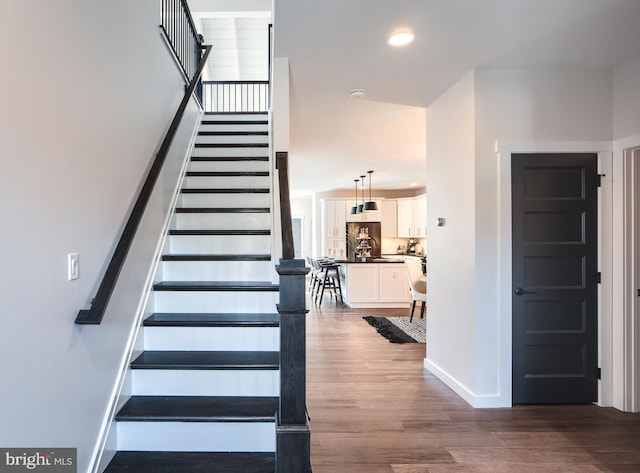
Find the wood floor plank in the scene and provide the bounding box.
[306,297,640,472]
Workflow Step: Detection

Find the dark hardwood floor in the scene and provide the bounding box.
[306,296,640,473]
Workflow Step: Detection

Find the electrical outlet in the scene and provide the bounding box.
[68,253,79,281]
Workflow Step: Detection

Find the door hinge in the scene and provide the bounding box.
[595,367,601,380]
[596,272,601,284]
[596,174,606,187]
[637,288,640,297]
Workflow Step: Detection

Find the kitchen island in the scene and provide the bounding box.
[336,258,410,308]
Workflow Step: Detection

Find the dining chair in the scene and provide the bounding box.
[405,257,426,322]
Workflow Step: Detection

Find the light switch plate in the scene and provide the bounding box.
[68,253,79,280]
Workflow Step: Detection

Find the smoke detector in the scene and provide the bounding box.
[349,89,366,99]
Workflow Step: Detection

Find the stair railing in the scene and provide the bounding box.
[75,44,212,325]
[274,151,311,472]
[160,0,202,84]
[202,80,270,112]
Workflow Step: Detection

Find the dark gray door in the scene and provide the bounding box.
[512,153,598,404]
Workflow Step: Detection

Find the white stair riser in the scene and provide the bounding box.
[183,176,270,189]
[117,422,275,452]
[143,326,279,351]
[192,147,268,158]
[203,114,267,122]
[180,193,270,208]
[196,135,268,145]
[154,291,279,314]
[187,160,270,173]
[132,370,279,396]
[200,124,267,133]
[173,213,270,231]
[161,260,273,281]
[169,235,271,254]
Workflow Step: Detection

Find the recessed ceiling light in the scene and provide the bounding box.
[388,31,414,46]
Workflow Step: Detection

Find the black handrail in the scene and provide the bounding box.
[276,152,295,260]
[76,45,212,325]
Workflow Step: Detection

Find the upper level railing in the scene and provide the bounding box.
[160,0,202,82]
[202,81,269,113]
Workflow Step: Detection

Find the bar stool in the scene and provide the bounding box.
[315,263,344,305]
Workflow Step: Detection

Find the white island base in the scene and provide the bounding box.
[338,262,410,308]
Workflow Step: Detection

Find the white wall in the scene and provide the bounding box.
[291,197,313,258]
[425,67,614,407]
[0,1,195,471]
[424,72,478,399]
[613,55,640,140]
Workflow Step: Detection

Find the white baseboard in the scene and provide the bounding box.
[424,358,509,408]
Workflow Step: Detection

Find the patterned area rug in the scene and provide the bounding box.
[363,316,426,344]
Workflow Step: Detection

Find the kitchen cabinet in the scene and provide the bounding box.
[380,200,397,237]
[397,198,413,237]
[378,264,410,302]
[413,195,427,237]
[340,262,410,308]
[346,199,381,222]
[321,200,346,257]
[396,195,427,238]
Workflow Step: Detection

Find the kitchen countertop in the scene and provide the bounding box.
[331,258,405,264]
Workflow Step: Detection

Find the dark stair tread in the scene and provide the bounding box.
[162,254,271,261]
[144,313,279,327]
[194,143,268,148]
[153,281,279,291]
[169,229,270,236]
[186,171,269,177]
[116,396,278,422]
[131,351,279,370]
[181,188,270,194]
[105,451,275,473]
[191,155,269,162]
[175,207,270,213]
[198,131,268,136]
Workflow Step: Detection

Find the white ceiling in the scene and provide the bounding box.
[189,0,640,196]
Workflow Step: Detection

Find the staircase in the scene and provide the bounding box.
[105,113,282,472]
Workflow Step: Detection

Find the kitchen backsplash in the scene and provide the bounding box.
[381,237,426,255]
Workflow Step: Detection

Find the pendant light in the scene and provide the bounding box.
[363,170,378,211]
[350,179,359,214]
[357,175,366,213]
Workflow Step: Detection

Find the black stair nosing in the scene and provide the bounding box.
[105,451,275,473]
[168,229,270,236]
[130,351,279,370]
[175,207,270,214]
[153,281,279,292]
[198,131,268,136]
[115,396,278,423]
[191,155,269,162]
[186,171,269,177]
[181,188,270,194]
[161,254,271,262]
[144,313,279,327]
[194,143,268,148]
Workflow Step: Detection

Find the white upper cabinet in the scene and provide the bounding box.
[396,195,427,238]
[381,200,397,237]
[346,199,381,222]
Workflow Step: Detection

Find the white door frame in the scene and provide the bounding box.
[497,140,614,407]
[622,145,640,412]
